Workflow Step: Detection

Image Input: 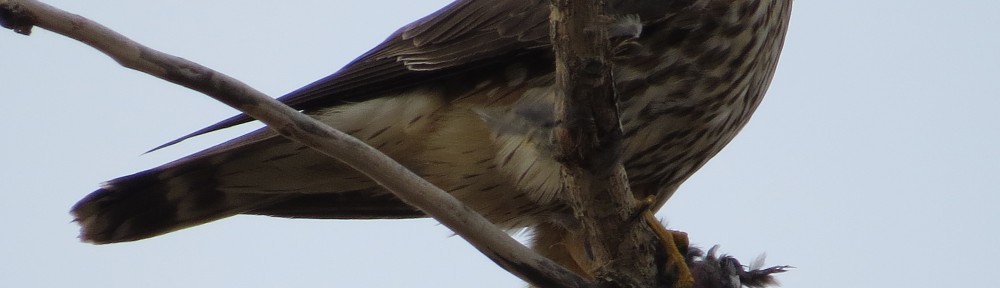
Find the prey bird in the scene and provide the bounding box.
[72,0,792,283]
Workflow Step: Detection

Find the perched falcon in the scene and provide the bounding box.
[72,0,792,278]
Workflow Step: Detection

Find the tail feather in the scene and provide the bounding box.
[246,191,423,219]
[71,167,288,244]
[70,128,423,244]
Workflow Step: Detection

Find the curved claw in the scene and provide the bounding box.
[642,210,694,288]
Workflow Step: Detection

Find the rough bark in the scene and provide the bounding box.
[548,1,662,287]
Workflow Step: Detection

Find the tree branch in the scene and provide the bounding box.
[0,1,594,287]
[549,1,663,287]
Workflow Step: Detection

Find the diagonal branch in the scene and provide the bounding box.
[0,1,594,287]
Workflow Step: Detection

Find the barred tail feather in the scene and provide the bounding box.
[71,128,426,244]
[71,166,288,244]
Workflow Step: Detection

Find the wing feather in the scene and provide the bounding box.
[152,0,552,151]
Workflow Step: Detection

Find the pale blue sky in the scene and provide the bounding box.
[2,1,998,287]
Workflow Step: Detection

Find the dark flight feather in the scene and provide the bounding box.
[149,0,558,152]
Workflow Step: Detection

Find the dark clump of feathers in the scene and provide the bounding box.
[685,245,791,288]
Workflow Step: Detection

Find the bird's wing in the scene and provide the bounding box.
[150,0,553,151]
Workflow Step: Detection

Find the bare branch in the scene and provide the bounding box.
[548,0,673,287]
[0,1,594,287]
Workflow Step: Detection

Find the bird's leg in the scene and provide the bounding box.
[640,196,694,288]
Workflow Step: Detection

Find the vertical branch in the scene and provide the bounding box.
[549,0,661,287]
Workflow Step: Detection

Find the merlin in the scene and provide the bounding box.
[72,0,792,281]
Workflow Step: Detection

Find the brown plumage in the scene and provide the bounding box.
[72,0,792,278]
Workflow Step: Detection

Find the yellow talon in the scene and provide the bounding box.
[641,196,694,288]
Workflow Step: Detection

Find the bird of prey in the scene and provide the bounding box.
[72,0,792,283]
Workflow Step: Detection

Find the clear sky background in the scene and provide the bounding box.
[2,1,998,287]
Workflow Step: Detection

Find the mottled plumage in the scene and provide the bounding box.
[687,246,791,288]
[72,0,793,269]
